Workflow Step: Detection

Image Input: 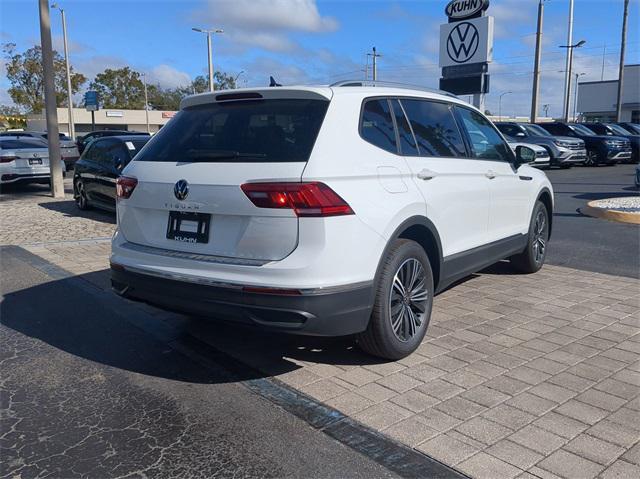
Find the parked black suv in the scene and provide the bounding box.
[536,122,632,166]
[76,130,150,154]
[617,123,640,135]
[495,122,586,168]
[580,123,639,163]
[74,135,150,212]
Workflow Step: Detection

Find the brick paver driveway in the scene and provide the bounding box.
[2,189,639,479]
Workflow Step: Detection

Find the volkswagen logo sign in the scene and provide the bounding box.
[446,22,480,64]
[174,179,189,201]
[32,153,40,158]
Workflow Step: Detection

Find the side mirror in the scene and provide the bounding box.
[514,145,536,167]
[515,132,526,138]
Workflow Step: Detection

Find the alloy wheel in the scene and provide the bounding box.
[585,151,597,166]
[76,182,87,209]
[532,210,548,265]
[388,258,429,342]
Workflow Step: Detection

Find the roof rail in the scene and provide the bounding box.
[329,80,458,98]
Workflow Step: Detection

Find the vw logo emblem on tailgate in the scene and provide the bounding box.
[174,179,189,200]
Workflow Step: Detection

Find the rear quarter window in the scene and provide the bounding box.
[360,98,398,154]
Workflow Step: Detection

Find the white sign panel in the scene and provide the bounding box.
[439,16,494,68]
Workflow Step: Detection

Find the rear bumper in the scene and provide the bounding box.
[0,172,50,184]
[110,264,373,337]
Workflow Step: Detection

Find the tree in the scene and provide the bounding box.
[190,72,237,93]
[3,43,86,113]
[0,104,26,129]
[89,67,146,109]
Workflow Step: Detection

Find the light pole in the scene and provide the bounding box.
[562,0,575,123]
[560,39,586,121]
[51,3,74,140]
[234,70,245,88]
[616,0,630,121]
[530,0,547,123]
[39,0,64,198]
[499,91,512,121]
[543,104,550,118]
[573,72,586,121]
[192,27,223,92]
[141,73,150,133]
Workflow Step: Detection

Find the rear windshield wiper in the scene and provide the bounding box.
[186,149,267,160]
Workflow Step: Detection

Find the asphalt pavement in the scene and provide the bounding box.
[544,163,639,279]
[0,247,402,479]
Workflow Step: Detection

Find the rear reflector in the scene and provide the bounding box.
[0,155,17,163]
[116,176,138,199]
[240,182,354,217]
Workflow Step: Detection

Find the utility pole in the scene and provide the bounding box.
[543,104,550,117]
[616,0,629,122]
[39,0,64,198]
[142,73,150,133]
[601,44,606,81]
[51,3,74,140]
[530,0,545,123]
[562,0,574,122]
[368,47,381,81]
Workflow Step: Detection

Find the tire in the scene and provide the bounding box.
[75,179,90,210]
[510,201,549,274]
[585,149,598,166]
[357,239,434,360]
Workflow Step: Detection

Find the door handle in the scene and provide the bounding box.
[485,170,496,179]
[417,169,436,180]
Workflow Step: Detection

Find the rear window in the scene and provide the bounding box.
[0,138,47,149]
[135,99,329,163]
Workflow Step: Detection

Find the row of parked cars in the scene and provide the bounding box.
[496,121,639,168]
[0,130,150,186]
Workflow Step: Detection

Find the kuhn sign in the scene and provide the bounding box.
[445,0,489,20]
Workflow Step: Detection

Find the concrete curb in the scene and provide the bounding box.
[582,200,640,225]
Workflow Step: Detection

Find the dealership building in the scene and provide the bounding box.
[27,108,177,137]
[577,64,640,122]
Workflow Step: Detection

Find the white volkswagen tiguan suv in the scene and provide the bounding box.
[111,82,553,359]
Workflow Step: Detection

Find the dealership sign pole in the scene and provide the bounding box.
[439,0,493,111]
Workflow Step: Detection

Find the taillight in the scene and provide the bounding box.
[0,155,17,163]
[116,176,138,199]
[240,182,354,217]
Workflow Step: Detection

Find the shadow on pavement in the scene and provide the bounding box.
[38,199,116,225]
[572,191,639,201]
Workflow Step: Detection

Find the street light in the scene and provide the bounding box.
[51,3,75,140]
[560,39,586,121]
[141,72,150,133]
[573,72,586,121]
[192,27,224,92]
[234,70,245,88]
[499,91,512,121]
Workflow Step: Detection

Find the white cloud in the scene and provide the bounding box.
[147,64,192,89]
[52,35,90,55]
[194,0,338,52]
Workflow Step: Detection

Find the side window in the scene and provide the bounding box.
[391,100,419,156]
[91,140,110,166]
[108,142,131,167]
[455,107,512,162]
[498,124,521,138]
[401,99,466,158]
[360,99,397,153]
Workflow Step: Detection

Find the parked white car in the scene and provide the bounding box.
[110,82,554,359]
[0,137,66,185]
[0,131,80,169]
[508,141,551,168]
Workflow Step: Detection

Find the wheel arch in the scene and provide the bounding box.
[375,216,444,292]
[536,188,553,237]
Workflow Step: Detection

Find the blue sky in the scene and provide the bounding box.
[1,0,638,117]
